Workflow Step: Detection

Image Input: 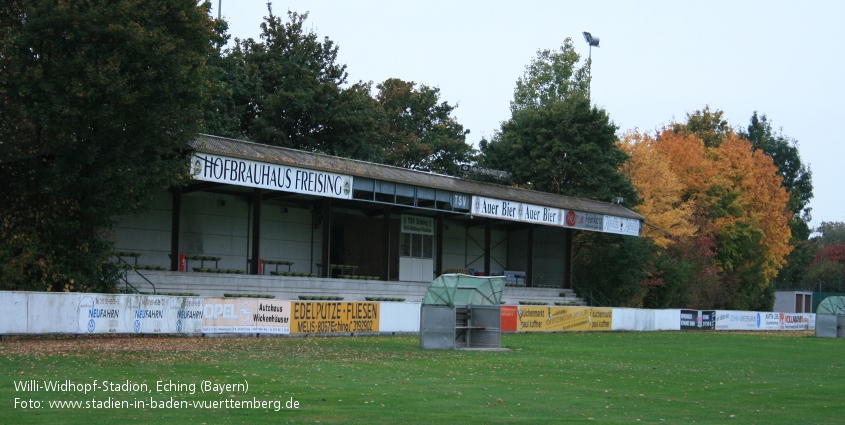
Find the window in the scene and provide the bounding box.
[352,178,374,201]
[435,189,452,210]
[417,187,436,209]
[400,233,433,259]
[375,181,395,203]
[396,183,415,206]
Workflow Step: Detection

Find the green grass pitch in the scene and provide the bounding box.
[1,331,842,424]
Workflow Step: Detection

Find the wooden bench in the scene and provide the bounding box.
[183,255,221,270]
[250,259,294,275]
[316,263,359,278]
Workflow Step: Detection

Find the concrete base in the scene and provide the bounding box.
[124,271,583,305]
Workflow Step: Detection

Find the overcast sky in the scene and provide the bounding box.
[218,0,844,229]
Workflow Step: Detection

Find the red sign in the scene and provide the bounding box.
[565,210,577,227]
[500,306,518,331]
[179,253,186,272]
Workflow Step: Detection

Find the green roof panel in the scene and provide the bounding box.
[422,274,505,307]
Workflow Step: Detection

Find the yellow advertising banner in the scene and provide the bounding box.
[517,306,613,332]
[290,302,380,334]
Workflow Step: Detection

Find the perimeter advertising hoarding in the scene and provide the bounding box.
[124,295,169,334]
[680,310,716,330]
[501,306,519,331]
[513,306,613,332]
[76,295,204,334]
[470,195,639,236]
[680,309,699,330]
[714,311,786,331]
[780,313,815,330]
[290,302,380,334]
[715,311,766,331]
[78,294,125,334]
[190,153,354,200]
[201,298,292,334]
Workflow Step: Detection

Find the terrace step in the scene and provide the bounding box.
[125,271,586,305]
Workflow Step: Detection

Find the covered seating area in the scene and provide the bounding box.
[113,134,643,296]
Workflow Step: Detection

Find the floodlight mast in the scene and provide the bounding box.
[582,31,600,98]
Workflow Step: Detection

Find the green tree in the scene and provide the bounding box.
[230,7,379,160]
[644,235,722,309]
[573,233,655,307]
[0,0,213,291]
[480,39,634,201]
[803,222,845,292]
[510,38,590,113]
[374,78,472,174]
[201,17,247,139]
[481,93,636,202]
[480,39,640,303]
[741,112,814,288]
[813,222,845,249]
[674,106,732,148]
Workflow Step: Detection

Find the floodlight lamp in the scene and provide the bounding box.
[582,31,600,47]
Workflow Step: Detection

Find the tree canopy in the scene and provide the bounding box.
[374,78,472,174]
[510,38,590,113]
[618,131,695,248]
[201,7,473,169]
[739,112,815,288]
[0,0,214,292]
[479,40,635,203]
[803,222,845,292]
[619,111,793,310]
[230,8,356,154]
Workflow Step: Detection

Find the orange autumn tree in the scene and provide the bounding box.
[618,131,696,248]
[708,135,792,279]
[650,120,792,310]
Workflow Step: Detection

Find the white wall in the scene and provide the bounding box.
[113,191,322,274]
[440,219,506,274]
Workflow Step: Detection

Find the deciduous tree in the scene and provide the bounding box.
[232,8,379,159]
[0,0,214,291]
[510,38,590,113]
[803,222,845,292]
[618,131,695,248]
[649,114,792,310]
[374,78,472,174]
[741,112,814,287]
[481,93,636,202]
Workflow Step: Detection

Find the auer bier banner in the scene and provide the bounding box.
[470,195,640,236]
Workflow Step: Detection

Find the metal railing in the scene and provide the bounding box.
[115,256,156,295]
[575,284,613,307]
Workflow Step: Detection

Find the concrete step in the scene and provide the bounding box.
[125,271,585,305]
